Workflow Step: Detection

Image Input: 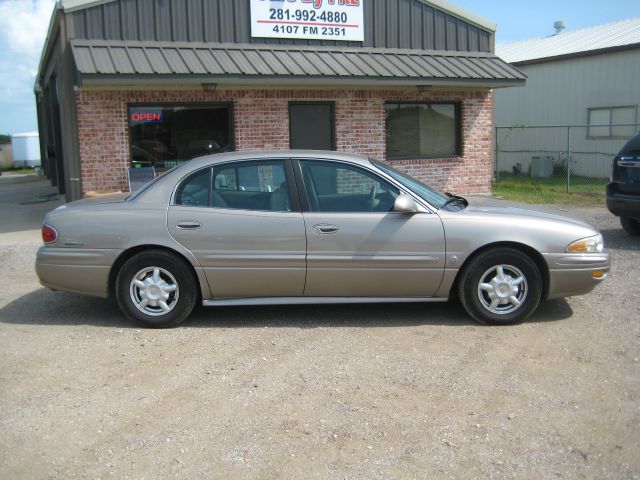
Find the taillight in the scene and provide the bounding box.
[42,224,58,244]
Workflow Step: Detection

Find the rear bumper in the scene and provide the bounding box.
[544,252,610,299]
[36,247,121,298]
[606,184,640,219]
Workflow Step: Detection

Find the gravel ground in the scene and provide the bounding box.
[1,178,639,479]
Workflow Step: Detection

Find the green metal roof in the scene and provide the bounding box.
[71,40,525,87]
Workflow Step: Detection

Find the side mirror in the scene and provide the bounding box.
[393,193,419,213]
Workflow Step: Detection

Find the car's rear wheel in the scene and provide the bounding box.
[620,217,640,235]
[116,250,197,328]
[458,248,542,325]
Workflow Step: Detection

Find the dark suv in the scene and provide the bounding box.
[607,132,640,235]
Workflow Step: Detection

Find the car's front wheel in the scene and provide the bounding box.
[620,217,640,235]
[458,248,542,325]
[116,250,197,328]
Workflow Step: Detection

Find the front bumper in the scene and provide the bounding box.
[606,183,640,219]
[36,247,122,298]
[544,252,610,299]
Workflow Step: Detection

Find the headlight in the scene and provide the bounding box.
[566,234,604,253]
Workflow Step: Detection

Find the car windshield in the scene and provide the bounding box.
[371,160,450,209]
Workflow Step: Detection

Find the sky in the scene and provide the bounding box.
[453,0,639,44]
[0,0,638,135]
[0,0,55,135]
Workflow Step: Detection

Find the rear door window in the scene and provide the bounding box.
[212,161,292,212]
[175,162,293,212]
[174,168,211,207]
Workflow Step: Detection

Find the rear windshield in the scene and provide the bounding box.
[127,163,188,201]
[620,132,640,155]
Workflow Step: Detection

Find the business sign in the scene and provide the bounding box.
[250,0,364,42]
[130,109,163,125]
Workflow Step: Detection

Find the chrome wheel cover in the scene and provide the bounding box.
[129,267,179,317]
[477,264,528,315]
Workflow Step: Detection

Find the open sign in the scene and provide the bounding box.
[130,110,163,123]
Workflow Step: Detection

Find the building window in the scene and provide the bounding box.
[587,106,637,139]
[289,102,335,150]
[385,103,461,159]
[128,104,233,171]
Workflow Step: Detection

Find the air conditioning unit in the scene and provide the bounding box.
[531,155,554,178]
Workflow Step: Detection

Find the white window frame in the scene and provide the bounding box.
[587,105,638,139]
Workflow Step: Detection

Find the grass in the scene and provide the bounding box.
[0,166,36,175]
[493,172,607,206]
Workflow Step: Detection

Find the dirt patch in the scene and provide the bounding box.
[0,186,638,478]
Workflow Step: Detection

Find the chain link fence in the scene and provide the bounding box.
[494,124,639,194]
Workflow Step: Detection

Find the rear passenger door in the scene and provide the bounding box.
[168,159,307,298]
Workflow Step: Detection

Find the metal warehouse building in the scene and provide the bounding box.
[36,0,524,201]
[494,18,640,179]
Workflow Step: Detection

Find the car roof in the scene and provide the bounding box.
[184,150,373,169]
[131,150,376,205]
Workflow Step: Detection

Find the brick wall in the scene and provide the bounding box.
[75,88,493,195]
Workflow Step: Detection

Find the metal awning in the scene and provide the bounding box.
[71,40,525,88]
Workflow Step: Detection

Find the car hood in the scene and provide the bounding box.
[437,197,601,255]
[446,197,596,230]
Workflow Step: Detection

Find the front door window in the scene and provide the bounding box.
[300,160,399,213]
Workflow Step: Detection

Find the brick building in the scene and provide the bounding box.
[36,0,524,201]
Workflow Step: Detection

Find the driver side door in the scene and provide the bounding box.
[297,159,446,297]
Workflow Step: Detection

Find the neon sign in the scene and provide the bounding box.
[130,110,163,124]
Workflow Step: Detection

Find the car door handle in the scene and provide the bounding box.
[176,221,202,230]
[312,224,339,234]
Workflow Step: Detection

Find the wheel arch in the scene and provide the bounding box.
[108,245,203,302]
[450,241,550,301]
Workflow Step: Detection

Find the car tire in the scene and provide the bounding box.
[458,247,542,325]
[620,217,640,235]
[116,250,198,328]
